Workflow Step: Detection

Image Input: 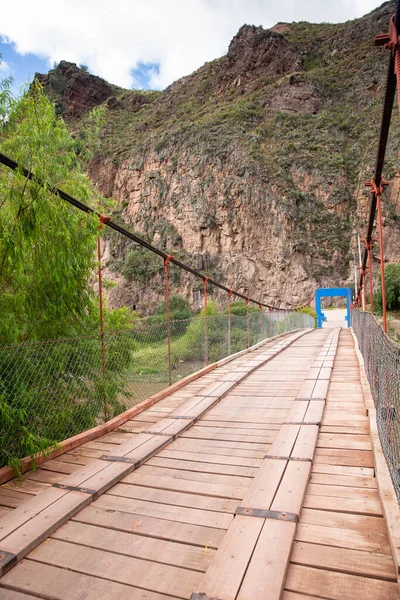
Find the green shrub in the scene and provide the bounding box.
[154,295,192,321]
[224,300,260,316]
[122,248,161,284]
[296,306,317,327]
[374,263,400,313]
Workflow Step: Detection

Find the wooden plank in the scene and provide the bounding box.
[304,493,383,516]
[291,426,319,461]
[94,492,232,529]
[166,440,265,459]
[311,463,374,477]
[182,428,273,445]
[310,472,377,489]
[192,515,264,600]
[148,456,257,478]
[317,433,371,451]
[0,559,180,600]
[141,417,194,438]
[128,464,251,488]
[73,505,225,548]
[285,564,398,600]
[271,461,311,515]
[24,538,201,599]
[306,483,379,500]
[0,590,39,599]
[0,490,92,574]
[268,425,301,457]
[240,459,287,510]
[108,482,238,513]
[298,380,316,398]
[120,471,246,500]
[52,520,215,571]
[299,507,387,533]
[304,401,325,424]
[295,522,392,555]
[39,459,82,475]
[0,487,68,541]
[312,380,329,399]
[238,520,296,600]
[284,402,309,424]
[291,540,396,581]
[0,489,33,509]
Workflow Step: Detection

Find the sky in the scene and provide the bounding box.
[0,0,382,95]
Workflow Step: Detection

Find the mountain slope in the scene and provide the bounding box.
[37,1,400,311]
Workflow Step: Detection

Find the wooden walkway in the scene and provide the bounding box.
[0,328,399,599]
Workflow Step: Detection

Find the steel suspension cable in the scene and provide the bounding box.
[357,1,400,331]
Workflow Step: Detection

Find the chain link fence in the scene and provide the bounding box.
[0,310,313,469]
[352,308,400,501]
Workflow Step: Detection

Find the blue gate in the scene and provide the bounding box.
[315,287,352,328]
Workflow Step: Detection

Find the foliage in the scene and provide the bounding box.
[374,263,400,313]
[224,300,260,316]
[154,295,192,321]
[296,305,317,327]
[122,247,161,284]
[0,78,133,470]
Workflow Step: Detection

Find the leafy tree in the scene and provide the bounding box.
[122,247,161,284]
[223,300,259,316]
[154,294,192,320]
[374,263,400,313]
[0,77,133,470]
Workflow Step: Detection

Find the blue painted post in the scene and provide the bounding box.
[315,287,352,328]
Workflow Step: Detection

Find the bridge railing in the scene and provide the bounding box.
[0,310,314,471]
[352,308,400,500]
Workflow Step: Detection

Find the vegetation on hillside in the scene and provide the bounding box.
[38,1,398,297]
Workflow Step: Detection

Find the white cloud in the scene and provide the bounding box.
[0,60,11,76]
[0,0,383,89]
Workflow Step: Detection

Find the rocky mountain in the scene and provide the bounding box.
[37,1,400,312]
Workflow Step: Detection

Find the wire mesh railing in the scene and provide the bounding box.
[352,308,400,501]
[0,310,313,470]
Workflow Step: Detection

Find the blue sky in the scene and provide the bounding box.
[0,38,162,97]
[1,0,380,95]
[0,39,49,97]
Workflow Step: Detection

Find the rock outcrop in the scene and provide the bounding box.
[37,1,400,313]
[36,61,114,117]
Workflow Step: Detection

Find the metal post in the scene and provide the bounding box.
[358,234,366,311]
[246,298,250,348]
[97,218,108,422]
[377,191,388,332]
[164,255,173,386]
[364,239,375,314]
[259,303,262,341]
[227,290,232,356]
[203,277,209,364]
[353,252,358,299]
[363,268,367,312]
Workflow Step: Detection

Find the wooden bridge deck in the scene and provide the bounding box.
[0,328,399,599]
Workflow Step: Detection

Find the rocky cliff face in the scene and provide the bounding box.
[37,1,400,313]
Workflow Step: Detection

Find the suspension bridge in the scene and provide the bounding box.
[1,6,400,600]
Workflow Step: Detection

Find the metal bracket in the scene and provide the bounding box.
[0,549,17,572]
[100,455,139,464]
[169,415,192,419]
[285,421,320,426]
[140,430,171,436]
[295,397,325,402]
[190,594,224,600]
[264,454,311,462]
[235,507,298,523]
[52,483,97,495]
